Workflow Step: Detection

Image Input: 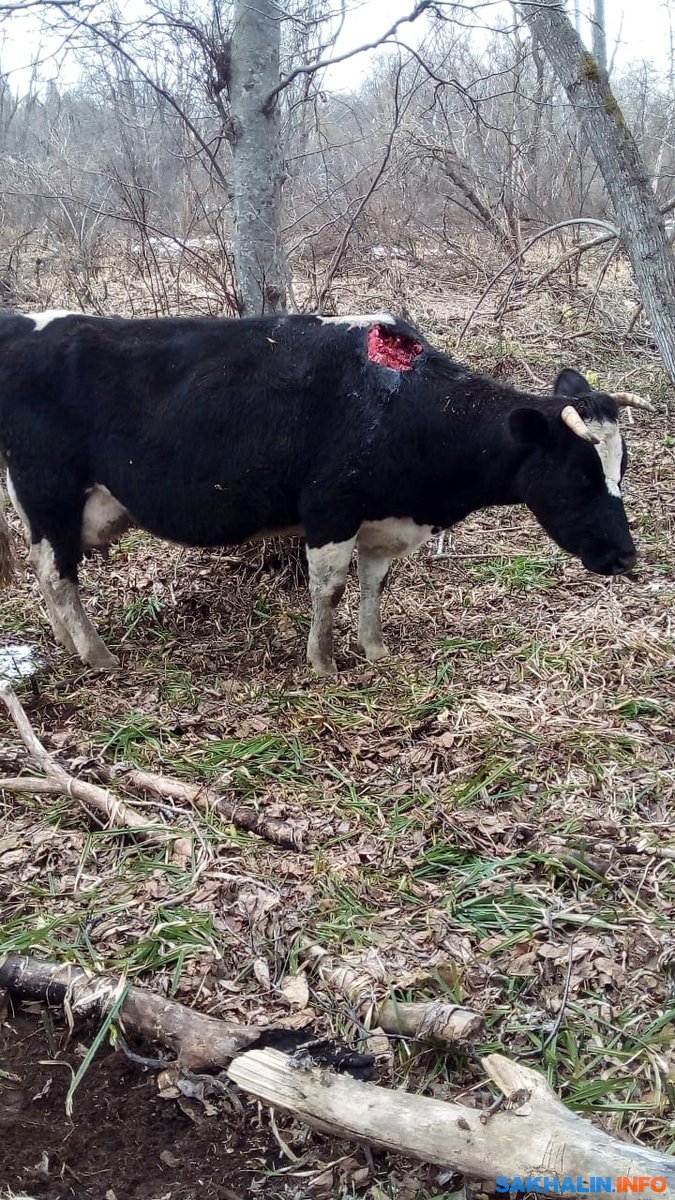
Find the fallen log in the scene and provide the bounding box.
[0,954,260,1070]
[377,998,482,1043]
[229,1047,675,1191]
[3,952,673,1194]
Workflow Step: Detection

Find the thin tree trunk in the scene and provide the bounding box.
[230,0,287,315]
[591,0,607,76]
[525,0,675,382]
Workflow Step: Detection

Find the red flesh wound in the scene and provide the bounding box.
[367,324,423,371]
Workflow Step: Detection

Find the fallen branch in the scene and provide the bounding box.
[377,998,482,1042]
[0,954,261,1071]
[0,684,172,846]
[460,198,675,340]
[0,708,309,851]
[4,952,674,1193]
[94,765,309,851]
[229,1047,675,1190]
[458,218,618,341]
[301,943,483,1044]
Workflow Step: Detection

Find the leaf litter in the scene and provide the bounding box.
[0,330,674,1195]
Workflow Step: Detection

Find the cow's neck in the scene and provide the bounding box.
[414,383,545,526]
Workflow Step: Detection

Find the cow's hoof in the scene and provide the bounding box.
[360,641,390,663]
[308,656,338,677]
[85,649,120,670]
[54,630,77,655]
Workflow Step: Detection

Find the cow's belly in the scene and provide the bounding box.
[80,487,434,559]
[82,482,305,549]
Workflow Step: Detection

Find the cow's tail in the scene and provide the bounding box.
[0,465,16,586]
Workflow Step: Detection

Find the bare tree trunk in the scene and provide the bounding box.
[591,0,607,75]
[571,0,582,38]
[230,0,287,315]
[525,0,675,383]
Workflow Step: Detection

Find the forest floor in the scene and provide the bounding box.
[0,278,674,1200]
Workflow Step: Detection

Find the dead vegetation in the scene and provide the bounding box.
[0,275,674,1197]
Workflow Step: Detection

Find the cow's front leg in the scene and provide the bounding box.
[357,545,391,662]
[29,541,118,669]
[306,538,356,675]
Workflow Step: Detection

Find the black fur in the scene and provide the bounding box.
[0,311,636,585]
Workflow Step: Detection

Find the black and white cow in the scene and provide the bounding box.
[0,309,650,674]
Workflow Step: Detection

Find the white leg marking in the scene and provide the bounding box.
[8,476,75,650]
[26,309,80,331]
[29,540,118,668]
[356,519,436,662]
[585,419,622,498]
[306,538,356,676]
[81,484,132,548]
[357,546,391,662]
[317,313,396,329]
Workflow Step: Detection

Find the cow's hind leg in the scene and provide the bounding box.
[36,578,78,656]
[7,472,76,654]
[29,540,118,669]
[9,470,118,668]
[356,545,391,662]
[306,538,356,675]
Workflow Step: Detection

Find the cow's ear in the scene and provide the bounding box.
[554,368,591,398]
[509,408,550,447]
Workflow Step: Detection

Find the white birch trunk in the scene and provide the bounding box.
[230,0,287,315]
[525,0,675,382]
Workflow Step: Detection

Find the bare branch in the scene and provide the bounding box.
[262,0,434,113]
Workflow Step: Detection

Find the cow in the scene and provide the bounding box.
[0,309,651,675]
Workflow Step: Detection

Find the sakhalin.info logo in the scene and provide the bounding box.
[494,1178,669,1194]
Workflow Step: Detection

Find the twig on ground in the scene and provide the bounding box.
[538,942,575,1054]
[92,764,310,851]
[0,683,174,847]
[301,943,484,1045]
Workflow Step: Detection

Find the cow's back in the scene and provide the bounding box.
[0,312,382,546]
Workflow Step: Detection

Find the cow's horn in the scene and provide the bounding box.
[560,405,600,444]
[610,391,655,412]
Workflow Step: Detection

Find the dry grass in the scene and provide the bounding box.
[0,297,674,1196]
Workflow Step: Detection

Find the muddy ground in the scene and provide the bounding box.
[2,1009,447,1200]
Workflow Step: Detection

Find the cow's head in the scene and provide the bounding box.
[509,369,651,576]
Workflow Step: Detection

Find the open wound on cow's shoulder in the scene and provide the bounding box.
[367,324,423,371]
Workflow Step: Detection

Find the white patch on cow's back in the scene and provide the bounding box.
[81,485,132,547]
[26,309,80,331]
[585,419,623,498]
[318,313,395,328]
[357,517,434,558]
